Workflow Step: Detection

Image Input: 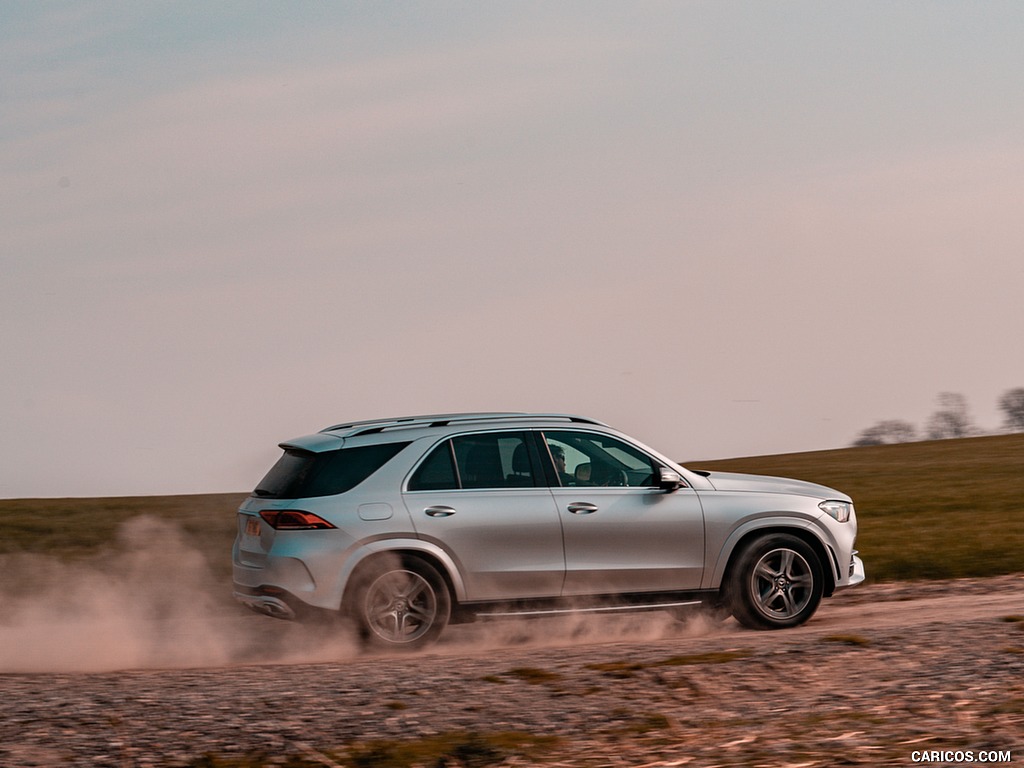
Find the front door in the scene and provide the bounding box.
[542,430,705,596]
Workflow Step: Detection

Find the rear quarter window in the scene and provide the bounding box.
[255,442,409,499]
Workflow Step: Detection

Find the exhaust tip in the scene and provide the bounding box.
[233,591,298,621]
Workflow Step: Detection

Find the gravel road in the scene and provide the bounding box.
[2,575,1022,768]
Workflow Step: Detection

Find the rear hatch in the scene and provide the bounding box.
[235,436,412,566]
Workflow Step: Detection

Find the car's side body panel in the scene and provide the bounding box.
[552,485,705,594]
[403,487,565,601]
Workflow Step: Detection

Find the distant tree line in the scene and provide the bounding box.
[852,388,1024,446]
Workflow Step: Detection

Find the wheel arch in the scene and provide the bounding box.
[336,539,466,612]
[711,523,839,599]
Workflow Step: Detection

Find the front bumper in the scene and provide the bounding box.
[841,553,866,589]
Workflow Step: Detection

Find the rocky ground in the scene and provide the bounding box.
[2,575,1022,767]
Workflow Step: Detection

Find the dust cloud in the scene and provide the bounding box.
[0,517,720,674]
[444,606,723,656]
[0,517,358,673]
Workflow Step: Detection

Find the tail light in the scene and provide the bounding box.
[259,510,336,530]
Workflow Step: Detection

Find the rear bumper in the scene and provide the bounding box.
[233,585,299,621]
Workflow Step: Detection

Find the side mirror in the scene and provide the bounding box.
[658,468,684,492]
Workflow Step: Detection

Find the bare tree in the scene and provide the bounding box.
[926,392,975,440]
[998,387,1024,432]
[852,420,918,446]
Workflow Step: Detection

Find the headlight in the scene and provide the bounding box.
[819,500,853,523]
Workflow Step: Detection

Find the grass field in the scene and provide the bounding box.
[691,432,1024,581]
[1,433,1021,583]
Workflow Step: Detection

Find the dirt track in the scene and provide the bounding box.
[2,575,1022,767]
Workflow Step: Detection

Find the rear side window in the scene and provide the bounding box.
[254,442,409,499]
[455,433,538,489]
[407,432,539,491]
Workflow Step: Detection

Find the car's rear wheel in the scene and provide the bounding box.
[728,534,823,630]
[349,555,451,650]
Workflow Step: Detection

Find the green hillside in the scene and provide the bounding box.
[1,434,1021,583]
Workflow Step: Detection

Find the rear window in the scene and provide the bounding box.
[254,442,409,499]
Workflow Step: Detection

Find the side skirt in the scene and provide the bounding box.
[450,590,720,624]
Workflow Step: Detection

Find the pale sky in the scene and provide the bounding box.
[3,2,1023,498]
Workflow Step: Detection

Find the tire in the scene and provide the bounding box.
[347,555,451,651]
[727,534,824,630]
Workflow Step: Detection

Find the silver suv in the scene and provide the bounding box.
[233,413,864,649]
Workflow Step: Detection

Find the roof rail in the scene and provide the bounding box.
[320,412,606,436]
[320,412,524,434]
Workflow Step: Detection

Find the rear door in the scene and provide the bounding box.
[403,431,564,601]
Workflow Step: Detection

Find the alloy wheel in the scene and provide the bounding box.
[363,569,439,644]
[749,547,814,620]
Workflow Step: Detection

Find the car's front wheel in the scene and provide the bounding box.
[348,555,451,650]
[727,534,823,630]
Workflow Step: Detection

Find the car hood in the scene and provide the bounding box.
[700,470,850,502]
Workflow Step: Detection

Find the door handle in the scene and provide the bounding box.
[424,505,456,518]
[567,502,598,515]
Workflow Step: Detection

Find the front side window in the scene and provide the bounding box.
[543,431,660,488]
[407,432,539,491]
[255,442,410,499]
